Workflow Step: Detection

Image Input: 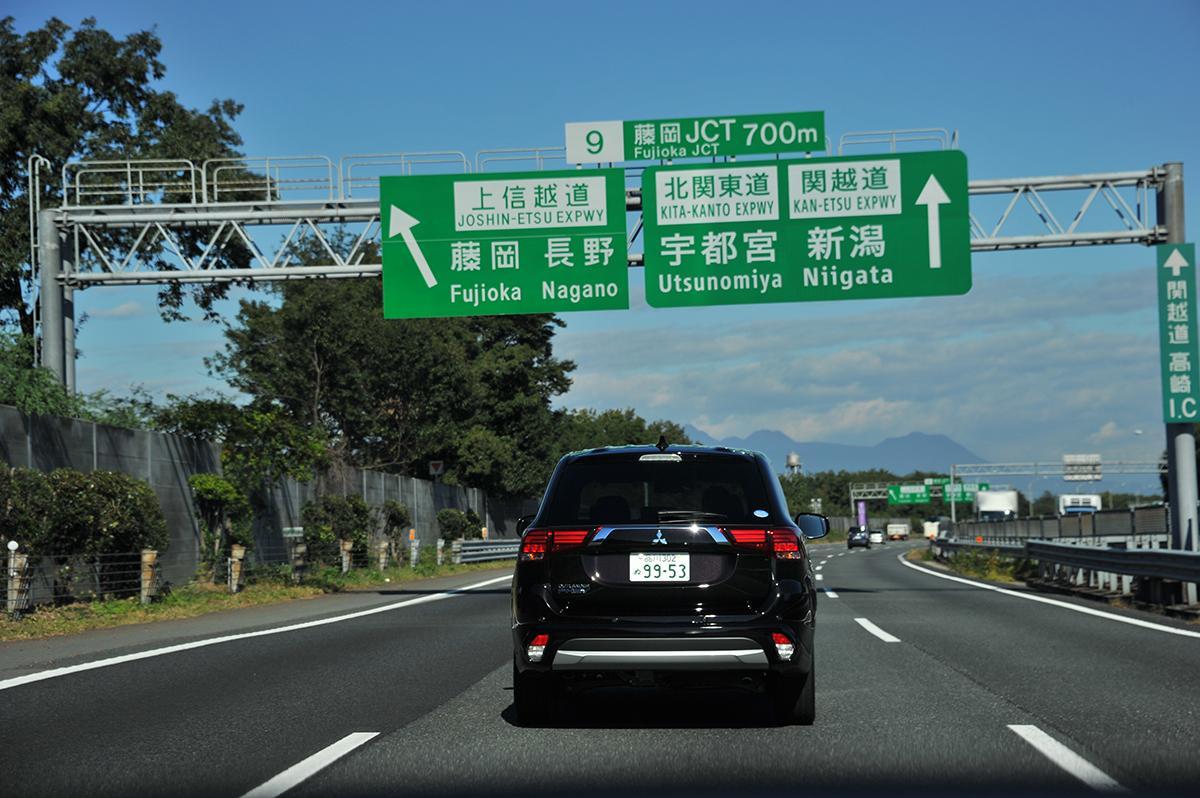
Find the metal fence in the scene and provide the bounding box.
[5,551,154,614]
[453,539,519,564]
[954,506,1169,544]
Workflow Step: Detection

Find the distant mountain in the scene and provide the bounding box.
[682,425,986,475]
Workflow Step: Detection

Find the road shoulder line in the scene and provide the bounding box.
[898,555,1200,640]
[854,617,900,643]
[0,574,513,693]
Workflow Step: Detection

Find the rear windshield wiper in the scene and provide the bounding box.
[656,510,728,521]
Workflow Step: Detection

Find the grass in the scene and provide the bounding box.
[0,556,508,643]
[913,544,1033,584]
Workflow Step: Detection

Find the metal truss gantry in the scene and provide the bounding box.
[24,138,1194,558]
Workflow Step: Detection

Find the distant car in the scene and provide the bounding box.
[868,529,885,545]
[847,528,871,549]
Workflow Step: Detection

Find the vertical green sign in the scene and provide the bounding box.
[380,169,628,319]
[1157,243,1199,422]
[642,150,971,308]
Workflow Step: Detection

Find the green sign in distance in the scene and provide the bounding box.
[888,481,988,504]
[641,150,971,309]
[1157,243,1200,423]
[565,112,825,164]
[380,170,629,319]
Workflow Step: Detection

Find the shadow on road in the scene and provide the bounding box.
[501,683,781,730]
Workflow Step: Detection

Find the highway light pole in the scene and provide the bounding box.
[1160,163,1199,570]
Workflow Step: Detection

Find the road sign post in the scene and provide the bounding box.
[641,150,970,309]
[381,170,629,318]
[566,112,825,164]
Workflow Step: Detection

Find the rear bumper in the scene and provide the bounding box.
[552,636,768,670]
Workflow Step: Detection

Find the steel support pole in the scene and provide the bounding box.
[62,232,76,392]
[37,210,65,384]
[950,464,957,523]
[1161,164,1198,569]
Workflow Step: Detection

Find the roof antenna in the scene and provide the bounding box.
[656,435,669,452]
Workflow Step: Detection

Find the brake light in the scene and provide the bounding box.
[519,528,591,561]
[728,529,767,549]
[768,529,802,560]
[771,632,795,660]
[728,528,803,559]
[551,529,590,550]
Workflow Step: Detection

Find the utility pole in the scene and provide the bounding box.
[1160,163,1198,569]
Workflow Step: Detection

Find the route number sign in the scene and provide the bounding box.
[565,112,825,164]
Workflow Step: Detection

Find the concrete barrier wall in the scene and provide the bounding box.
[0,405,526,588]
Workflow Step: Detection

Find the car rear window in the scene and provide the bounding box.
[539,455,773,525]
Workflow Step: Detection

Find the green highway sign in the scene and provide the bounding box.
[888,484,929,504]
[380,169,629,319]
[888,481,988,504]
[565,112,825,164]
[641,150,971,308]
[1157,244,1199,422]
[945,482,989,501]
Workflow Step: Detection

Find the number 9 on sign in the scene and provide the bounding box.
[565,120,624,164]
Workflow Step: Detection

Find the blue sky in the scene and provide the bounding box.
[9,0,1200,486]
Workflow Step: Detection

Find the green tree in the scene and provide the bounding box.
[301,494,372,551]
[1,16,250,336]
[188,473,251,572]
[555,408,693,454]
[208,249,575,498]
[155,396,327,496]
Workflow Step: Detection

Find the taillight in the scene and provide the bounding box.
[519,528,592,561]
[768,529,802,560]
[771,632,795,660]
[728,528,803,559]
[519,529,549,561]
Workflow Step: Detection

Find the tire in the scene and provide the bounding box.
[513,657,556,725]
[771,661,815,726]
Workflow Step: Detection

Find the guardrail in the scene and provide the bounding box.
[930,535,1199,607]
[452,539,519,564]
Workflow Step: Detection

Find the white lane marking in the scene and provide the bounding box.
[823,588,839,598]
[241,731,379,798]
[0,574,514,692]
[815,564,824,571]
[898,555,1200,640]
[854,617,900,643]
[815,574,824,581]
[1007,725,1125,792]
[838,553,845,557]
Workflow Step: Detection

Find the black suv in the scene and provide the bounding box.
[511,443,828,725]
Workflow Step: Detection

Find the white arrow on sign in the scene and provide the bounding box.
[388,205,437,288]
[915,175,951,270]
[1164,248,1190,277]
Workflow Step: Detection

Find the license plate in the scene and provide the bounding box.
[629,552,690,582]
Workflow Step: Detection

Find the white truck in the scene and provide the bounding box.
[922,520,941,540]
[1058,494,1102,515]
[975,489,1019,521]
[886,522,910,541]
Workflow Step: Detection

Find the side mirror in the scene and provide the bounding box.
[516,515,534,536]
[794,513,829,540]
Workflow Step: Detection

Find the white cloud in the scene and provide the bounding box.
[88,301,145,319]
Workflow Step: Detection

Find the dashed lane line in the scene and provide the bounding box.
[854,617,900,643]
[1007,725,1125,792]
[240,732,380,798]
[823,588,839,598]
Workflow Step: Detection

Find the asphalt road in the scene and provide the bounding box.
[2,542,1198,797]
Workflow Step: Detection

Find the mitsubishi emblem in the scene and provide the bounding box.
[652,530,668,545]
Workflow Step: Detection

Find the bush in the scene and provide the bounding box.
[41,469,168,555]
[301,494,372,550]
[378,500,411,549]
[436,507,483,541]
[188,474,252,572]
[0,467,54,549]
